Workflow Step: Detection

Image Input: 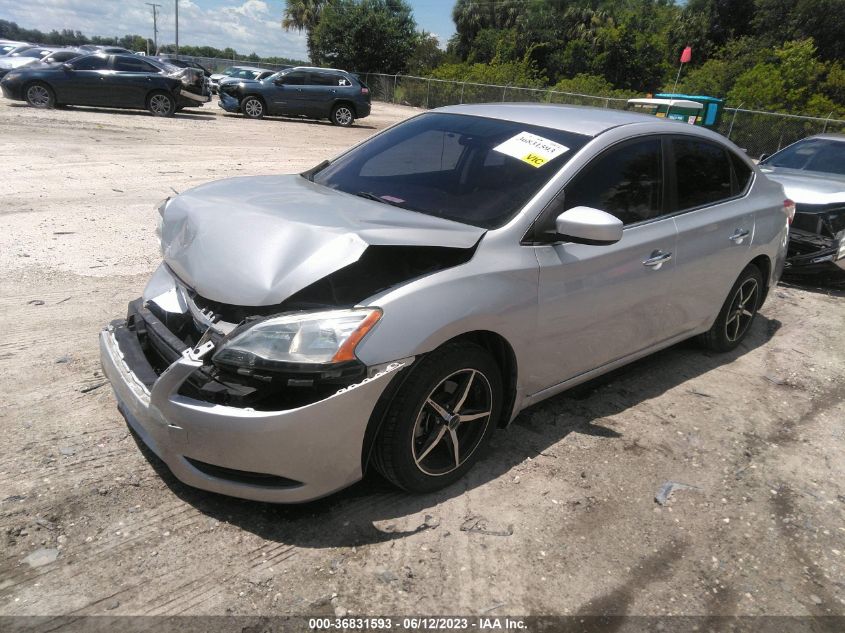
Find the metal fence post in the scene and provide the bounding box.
[502,85,507,102]
[392,74,397,104]
[425,78,431,108]
[605,98,610,108]
[460,82,465,104]
[822,111,834,133]
[726,103,743,140]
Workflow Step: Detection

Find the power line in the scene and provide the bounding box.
[175,0,179,57]
[145,3,162,53]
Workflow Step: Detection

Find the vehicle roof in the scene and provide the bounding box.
[287,66,349,73]
[628,98,703,109]
[434,103,681,137]
[224,66,271,72]
[655,93,724,104]
[805,133,845,142]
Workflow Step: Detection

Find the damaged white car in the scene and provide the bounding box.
[100,104,790,502]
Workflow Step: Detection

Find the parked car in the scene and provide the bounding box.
[759,134,845,277]
[152,56,210,77]
[218,66,371,126]
[100,104,790,503]
[208,66,277,93]
[0,47,82,79]
[0,53,210,115]
[78,45,136,55]
[0,40,32,56]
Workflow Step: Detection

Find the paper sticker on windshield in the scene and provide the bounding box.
[493,132,569,168]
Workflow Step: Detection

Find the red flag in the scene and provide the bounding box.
[680,46,692,64]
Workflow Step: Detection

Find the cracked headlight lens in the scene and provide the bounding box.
[213,308,382,369]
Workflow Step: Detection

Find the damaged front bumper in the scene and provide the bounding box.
[99,317,403,503]
[785,204,845,277]
[218,90,241,113]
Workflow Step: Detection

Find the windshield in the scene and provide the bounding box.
[312,112,589,229]
[764,138,845,176]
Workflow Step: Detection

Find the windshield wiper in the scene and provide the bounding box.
[355,191,411,210]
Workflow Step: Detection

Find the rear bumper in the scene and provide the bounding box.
[356,101,371,118]
[100,320,403,503]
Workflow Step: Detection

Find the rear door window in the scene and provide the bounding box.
[114,57,158,73]
[672,138,733,210]
[565,138,664,225]
[308,72,336,86]
[281,71,306,85]
[71,55,109,70]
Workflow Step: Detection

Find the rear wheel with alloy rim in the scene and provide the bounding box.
[699,263,763,352]
[147,91,175,117]
[25,82,55,109]
[373,342,502,492]
[242,96,264,119]
[331,103,354,127]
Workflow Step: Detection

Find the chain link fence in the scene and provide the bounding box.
[358,72,845,158]
[169,58,845,157]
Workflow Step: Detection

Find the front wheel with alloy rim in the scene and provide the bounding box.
[25,82,55,109]
[331,103,354,127]
[699,263,764,352]
[241,96,264,119]
[372,342,502,493]
[147,91,175,117]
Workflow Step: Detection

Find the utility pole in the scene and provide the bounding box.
[145,3,162,54]
[174,0,179,57]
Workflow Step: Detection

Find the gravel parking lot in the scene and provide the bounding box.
[1,97,844,622]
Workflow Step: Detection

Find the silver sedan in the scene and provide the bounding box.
[100,104,791,502]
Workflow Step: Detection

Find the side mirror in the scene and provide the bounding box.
[555,206,623,245]
[758,153,769,163]
[61,63,74,72]
[273,79,285,86]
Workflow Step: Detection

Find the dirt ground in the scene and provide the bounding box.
[1,96,844,623]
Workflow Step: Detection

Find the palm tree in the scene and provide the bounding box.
[282,0,327,64]
[451,0,520,59]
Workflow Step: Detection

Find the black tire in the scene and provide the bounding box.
[331,103,355,127]
[372,342,502,493]
[24,82,55,109]
[147,91,175,117]
[241,96,265,119]
[699,264,764,352]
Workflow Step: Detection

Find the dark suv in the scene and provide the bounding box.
[218,66,371,127]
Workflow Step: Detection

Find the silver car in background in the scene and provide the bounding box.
[100,104,791,503]
[759,134,845,276]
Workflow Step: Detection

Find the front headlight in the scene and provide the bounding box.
[213,308,382,370]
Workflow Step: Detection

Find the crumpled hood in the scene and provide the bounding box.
[161,174,486,306]
[761,167,845,205]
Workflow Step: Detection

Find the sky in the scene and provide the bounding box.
[0,0,457,60]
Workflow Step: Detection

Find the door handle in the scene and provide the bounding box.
[729,229,750,243]
[642,250,672,269]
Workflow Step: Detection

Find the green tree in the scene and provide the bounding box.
[311,0,417,73]
[282,0,328,64]
[450,0,520,60]
[407,32,447,75]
